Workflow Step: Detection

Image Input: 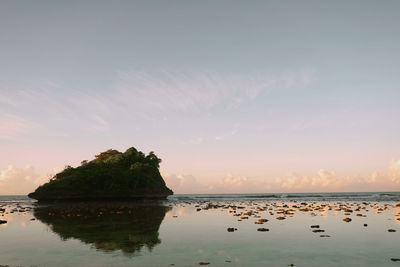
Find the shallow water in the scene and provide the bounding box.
[0,194,400,266]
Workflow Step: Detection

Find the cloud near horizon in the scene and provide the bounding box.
[163,159,400,194]
[0,165,48,195]
[1,159,399,195]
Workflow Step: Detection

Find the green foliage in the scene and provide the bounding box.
[93,149,122,163]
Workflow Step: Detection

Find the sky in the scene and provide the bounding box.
[1,0,400,194]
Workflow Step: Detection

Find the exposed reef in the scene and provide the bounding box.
[28,147,173,201]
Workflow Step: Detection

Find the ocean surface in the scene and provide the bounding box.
[1,192,400,266]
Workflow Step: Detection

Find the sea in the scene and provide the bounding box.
[0,192,400,266]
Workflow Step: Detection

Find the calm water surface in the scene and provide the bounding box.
[1,193,400,266]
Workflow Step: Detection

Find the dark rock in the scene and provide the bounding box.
[199,262,210,265]
[0,220,7,224]
[391,258,400,262]
[310,225,320,228]
[388,229,397,232]
[257,228,269,232]
[312,229,325,233]
[364,224,368,227]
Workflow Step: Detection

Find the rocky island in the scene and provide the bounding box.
[28,147,173,201]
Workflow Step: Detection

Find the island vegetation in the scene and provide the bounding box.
[28,147,173,201]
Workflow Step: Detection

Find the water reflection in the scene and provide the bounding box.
[33,201,171,255]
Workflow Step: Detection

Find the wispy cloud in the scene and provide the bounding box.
[215,123,240,141]
[0,114,34,140]
[0,69,316,137]
[114,69,315,113]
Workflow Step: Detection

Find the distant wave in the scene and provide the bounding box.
[169,192,400,202]
[0,195,32,205]
[1,192,399,204]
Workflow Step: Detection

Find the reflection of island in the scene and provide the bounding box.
[33,202,171,255]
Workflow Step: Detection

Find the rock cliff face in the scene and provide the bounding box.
[28,147,173,201]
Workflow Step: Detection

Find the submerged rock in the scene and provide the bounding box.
[28,147,173,201]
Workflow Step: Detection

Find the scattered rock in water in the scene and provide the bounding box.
[172,216,178,218]
[199,262,210,265]
[225,260,231,263]
[364,224,368,227]
[196,208,201,212]
[391,258,400,262]
[0,220,7,224]
[227,227,237,232]
[30,218,36,221]
[310,225,320,228]
[258,218,268,223]
[388,229,397,232]
[257,228,269,232]
[320,235,330,237]
[343,218,352,222]
[276,217,286,220]
[312,229,325,233]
